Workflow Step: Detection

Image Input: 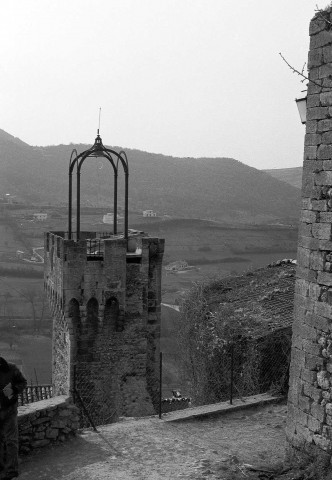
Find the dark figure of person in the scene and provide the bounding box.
[0,357,27,480]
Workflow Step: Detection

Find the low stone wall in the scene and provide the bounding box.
[18,395,80,453]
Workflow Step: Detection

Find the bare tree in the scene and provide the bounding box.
[21,287,46,334]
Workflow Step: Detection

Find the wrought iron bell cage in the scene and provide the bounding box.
[68,130,129,240]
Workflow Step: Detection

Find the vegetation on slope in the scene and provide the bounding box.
[174,265,293,404]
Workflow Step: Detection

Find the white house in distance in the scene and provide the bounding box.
[5,193,15,204]
[33,213,47,221]
[103,213,113,224]
[165,260,188,272]
[143,209,157,217]
[102,213,124,224]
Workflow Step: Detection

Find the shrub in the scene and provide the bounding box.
[175,280,291,405]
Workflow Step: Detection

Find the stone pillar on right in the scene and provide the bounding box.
[287,7,332,462]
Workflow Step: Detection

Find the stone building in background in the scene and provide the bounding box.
[44,135,164,426]
[287,6,332,461]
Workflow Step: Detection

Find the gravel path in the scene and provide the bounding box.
[19,403,287,480]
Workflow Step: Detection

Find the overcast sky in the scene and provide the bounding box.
[0,1,327,169]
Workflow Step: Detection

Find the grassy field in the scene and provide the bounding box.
[0,275,50,329]
[19,334,52,384]
[0,212,53,382]
[160,305,187,397]
[0,209,298,389]
[1,209,299,315]
[0,335,52,385]
[131,217,298,304]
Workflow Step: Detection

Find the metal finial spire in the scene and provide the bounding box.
[97,107,101,135]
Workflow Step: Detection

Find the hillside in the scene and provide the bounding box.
[263,167,303,189]
[0,129,301,224]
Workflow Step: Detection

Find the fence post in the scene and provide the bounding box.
[159,351,163,419]
[73,364,76,404]
[34,368,39,400]
[230,342,234,405]
[74,388,98,432]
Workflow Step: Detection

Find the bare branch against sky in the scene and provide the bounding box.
[0,0,324,169]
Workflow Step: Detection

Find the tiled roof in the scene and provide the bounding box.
[205,260,296,338]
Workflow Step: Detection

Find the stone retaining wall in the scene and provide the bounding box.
[161,398,191,414]
[18,395,80,453]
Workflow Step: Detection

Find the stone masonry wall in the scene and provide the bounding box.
[45,232,71,396]
[286,7,332,460]
[146,238,164,402]
[18,396,79,453]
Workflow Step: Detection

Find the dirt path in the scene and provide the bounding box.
[19,403,287,479]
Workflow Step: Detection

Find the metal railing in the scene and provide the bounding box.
[86,234,143,259]
[18,384,53,406]
[86,238,104,258]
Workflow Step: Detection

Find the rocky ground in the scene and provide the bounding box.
[18,402,292,480]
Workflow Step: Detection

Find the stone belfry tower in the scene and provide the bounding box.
[44,132,164,425]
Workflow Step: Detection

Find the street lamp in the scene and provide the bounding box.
[295,95,307,124]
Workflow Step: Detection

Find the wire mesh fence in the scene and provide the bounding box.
[69,327,291,428]
[73,364,119,429]
[73,359,163,428]
[161,327,291,408]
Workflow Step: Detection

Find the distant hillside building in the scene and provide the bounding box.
[33,213,47,221]
[143,209,157,217]
[165,260,188,272]
[5,194,15,204]
[103,213,124,224]
[103,213,113,224]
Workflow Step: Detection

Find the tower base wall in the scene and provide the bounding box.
[45,231,164,425]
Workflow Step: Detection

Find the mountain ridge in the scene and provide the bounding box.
[263,167,302,189]
[0,129,301,224]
